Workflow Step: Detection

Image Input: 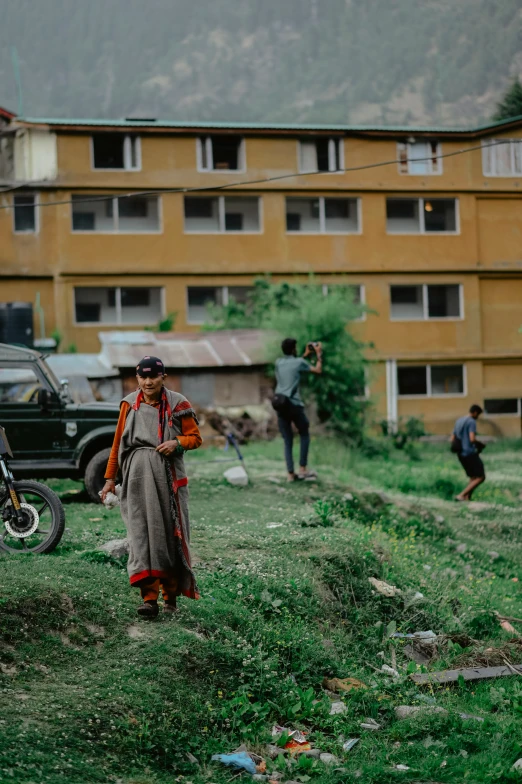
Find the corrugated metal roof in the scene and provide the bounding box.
[0,343,39,362]
[14,114,522,134]
[47,353,119,379]
[98,330,267,369]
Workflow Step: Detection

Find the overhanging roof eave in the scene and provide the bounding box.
[12,113,522,138]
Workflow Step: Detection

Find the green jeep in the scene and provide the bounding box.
[0,343,119,502]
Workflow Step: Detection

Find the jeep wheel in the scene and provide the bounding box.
[84,448,112,504]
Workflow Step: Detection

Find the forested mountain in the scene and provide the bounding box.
[0,0,521,127]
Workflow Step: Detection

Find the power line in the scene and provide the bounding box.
[0,139,510,210]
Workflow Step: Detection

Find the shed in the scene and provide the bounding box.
[98,329,271,407]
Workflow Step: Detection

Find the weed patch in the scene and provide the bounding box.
[1,442,522,782]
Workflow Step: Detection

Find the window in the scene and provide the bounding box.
[482,139,522,177]
[0,367,43,404]
[386,198,457,233]
[299,138,344,173]
[184,196,260,233]
[197,135,245,171]
[13,194,37,233]
[227,286,253,304]
[71,195,160,232]
[286,197,359,233]
[398,141,441,175]
[431,365,464,395]
[427,284,461,318]
[397,364,465,397]
[186,285,254,324]
[74,287,162,324]
[397,366,428,396]
[390,284,461,320]
[187,287,224,324]
[92,134,141,170]
[390,285,423,319]
[484,398,521,416]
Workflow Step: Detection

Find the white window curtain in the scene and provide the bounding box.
[408,142,430,175]
[328,139,338,171]
[300,142,318,172]
[482,142,493,176]
[483,139,522,176]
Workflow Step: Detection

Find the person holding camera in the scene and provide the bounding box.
[451,404,486,501]
[272,337,323,482]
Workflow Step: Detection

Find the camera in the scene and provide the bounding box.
[307,341,320,352]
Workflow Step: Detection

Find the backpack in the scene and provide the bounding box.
[271,377,300,415]
[271,393,292,413]
[450,436,462,454]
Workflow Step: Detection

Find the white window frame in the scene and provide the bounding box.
[397,141,442,175]
[186,285,222,326]
[297,138,345,174]
[322,283,366,321]
[482,138,522,177]
[183,195,262,234]
[397,363,467,399]
[90,134,141,172]
[389,283,463,321]
[196,136,246,173]
[186,285,255,325]
[483,398,522,417]
[71,194,162,234]
[286,196,361,235]
[12,192,39,234]
[386,197,459,235]
[73,285,165,327]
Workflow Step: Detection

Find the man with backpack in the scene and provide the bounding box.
[451,404,486,502]
[272,338,323,482]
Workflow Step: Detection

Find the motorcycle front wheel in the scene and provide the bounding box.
[0,481,65,554]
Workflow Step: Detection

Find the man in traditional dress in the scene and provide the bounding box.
[101,356,202,618]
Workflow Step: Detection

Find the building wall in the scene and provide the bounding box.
[2,123,522,436]
[0,278,57,338]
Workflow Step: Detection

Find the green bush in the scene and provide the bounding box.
[209,277,370,442]
[381,416,426,449]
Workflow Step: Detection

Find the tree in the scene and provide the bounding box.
[208,278,370,442]
[493,79,522,121]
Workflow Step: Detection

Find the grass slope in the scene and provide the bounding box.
[1,439,522,783]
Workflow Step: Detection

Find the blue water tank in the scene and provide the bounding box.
[0,302,34,347]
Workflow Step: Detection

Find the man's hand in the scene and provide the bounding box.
[310,342,323,375]
[156,439,179,457]
[101,479,116,503]
[304,341,322,359]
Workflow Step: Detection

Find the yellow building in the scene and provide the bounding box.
[1,111,522,436]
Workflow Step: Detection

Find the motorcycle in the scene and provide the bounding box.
[0,425,65,554]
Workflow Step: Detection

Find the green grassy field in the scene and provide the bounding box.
[1,438,522,783]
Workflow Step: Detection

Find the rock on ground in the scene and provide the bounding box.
[98,538,128,558]
[320,753,339,765]
[395,705,448,720]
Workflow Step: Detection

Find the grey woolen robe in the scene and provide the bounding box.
[118,388,199,599]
